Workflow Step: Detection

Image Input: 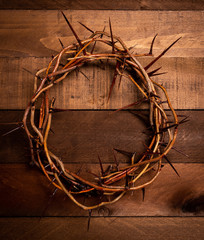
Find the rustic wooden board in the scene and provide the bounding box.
[0,163,203,217]
[1,0,204,10]
[0,217,203,240]
[0,10,203,58]
[0,110,203,164]
[0,57,203,109]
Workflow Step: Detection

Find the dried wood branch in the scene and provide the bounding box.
[22,13,181,212]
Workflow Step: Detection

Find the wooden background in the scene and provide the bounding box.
[0,1,203,239]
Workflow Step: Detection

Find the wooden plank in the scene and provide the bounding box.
[0,110,203,164]
[0,0,204,10]
[0,217,203,240]
[0,163,203,216]
[0,10,203,57]
[0,57,203,109]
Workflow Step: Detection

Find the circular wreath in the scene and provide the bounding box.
[23,12,181,212]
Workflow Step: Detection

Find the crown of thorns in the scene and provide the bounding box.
[23,11,184,212]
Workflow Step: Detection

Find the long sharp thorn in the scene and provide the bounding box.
[22,68,42,81]
[109,18,115,54]
[22,67,34,75]
[91,41,96,54]
[148,67,162,77]
[114,98,145,113]
[151,72,167,77]
[142,188,145,201]
[98,155,104,176]
[118,59,126,89]
[160,143,189,158]
[50,128,55,134]
[100,26,106,38]
[108,61,120,101]
[145,37,182,70]
[41,188,58,219]
[129,43,137,51]
[112,149,119,170]
[149,33,158,55]
[125,171,129,189]
[79,69,90,81]
[114,148,133,158]
[61,11,86,55]
[2,124,23,136]
[78,21,94,33]
[87,209,92,231]
[163,155,180,177]
[58,38,64,49]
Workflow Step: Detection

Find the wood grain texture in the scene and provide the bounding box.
[0,217,203,240]
[0,10,203,57]
[0,110,203,164]
[0,163,203,217]
[0,57,203,109]
[0,0,204,10]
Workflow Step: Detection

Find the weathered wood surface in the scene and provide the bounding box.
[0,163,203,217]
[0,11,203,58]
[0,217,203,240]
[1,0,204,10]
[0,57,203,109]
[0,110,203,163]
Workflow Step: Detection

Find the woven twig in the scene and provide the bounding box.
[23,12,181,211]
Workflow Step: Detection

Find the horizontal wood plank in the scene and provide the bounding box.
[0,163,204,217]
[1,0,204,10]
[0,57,203,109]
[0,163,203,217]
[0,217,203,240]
[0,110,203,164]
[0,10,203,57]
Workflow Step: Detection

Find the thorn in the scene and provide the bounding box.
[163,155,180,177]
[51,108,71,113]
[22,68,42,81]
[87,209,92,231]
[112,149,119,170]
[61,11,86,55]
[145,37,182,70]
[91,41,97,54]
[148,67,162,77]
[149,34,158,55]
[22,67,34,75]
[78,69,90,81]
[114,148,133,158]
[2,124,23,136]
[128,43,137,51]
[109,18,115,54]
[150,72,167,77]
[76,164,84,175]
[98,155,105,176]
[44,164,50,169]
[107,61,120,101]
[58,38,64,49]
[78,21,94,33]
[142,188,145,201]
[160,142,189,158]
[125,171,129,189]
[100,26,106,38]
[50,128,55,134]
[114,98,146,113]
[40,188,58,219]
